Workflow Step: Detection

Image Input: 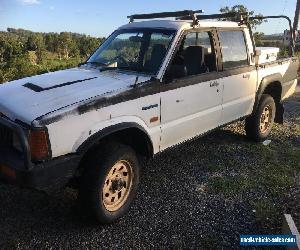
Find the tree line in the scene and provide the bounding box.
[0,28,105,83]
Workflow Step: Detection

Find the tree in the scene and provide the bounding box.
[57,32,76,60]
[0,28,105,83]
[26,33,46,63]
[220,5,266,30]
[254,32,265,46]
[44,33,59,52]
[0,34,25,63]
[78,36,102,57]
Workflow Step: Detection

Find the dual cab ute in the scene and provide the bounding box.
[0,10,298,223]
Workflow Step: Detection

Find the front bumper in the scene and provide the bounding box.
[0,116,80,191]
[0,148,80,191]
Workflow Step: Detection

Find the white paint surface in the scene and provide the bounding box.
[0,67,150,124]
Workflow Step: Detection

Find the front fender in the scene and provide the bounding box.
[75,117,154,155]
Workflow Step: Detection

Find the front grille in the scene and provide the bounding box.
[0,123,23,153]
[0,123,13,146]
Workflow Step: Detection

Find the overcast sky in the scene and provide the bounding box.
[0,0,297,37]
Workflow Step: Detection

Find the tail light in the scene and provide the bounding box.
[29,128,50,161]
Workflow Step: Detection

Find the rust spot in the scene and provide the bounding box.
[150,116,159,123]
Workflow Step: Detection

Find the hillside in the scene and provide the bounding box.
[0,28,105,83]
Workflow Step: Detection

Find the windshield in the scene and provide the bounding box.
[88,29,176,75]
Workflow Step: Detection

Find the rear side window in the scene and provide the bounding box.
[184,32,212,50]
[218,31,248,69]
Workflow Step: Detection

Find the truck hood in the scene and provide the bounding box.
[0,67,150,124]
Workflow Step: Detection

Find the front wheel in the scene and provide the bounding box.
[245,94,276,142]
[79,143,140,224]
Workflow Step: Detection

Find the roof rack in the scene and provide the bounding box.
[177,12,247,22]
[249,15,295,55]
[128,10,204,23]
[127,11,249,26]
[127,10,295,55]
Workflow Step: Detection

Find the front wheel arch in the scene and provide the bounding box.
[79,142,140,224]
[77,122,154,160]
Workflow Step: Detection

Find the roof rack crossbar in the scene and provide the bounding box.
[128,10,203,22]
[177,12,247,22]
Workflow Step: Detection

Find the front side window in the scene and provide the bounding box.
[166,31,216,79]
[218,31,248,69]
[88,29,175,75]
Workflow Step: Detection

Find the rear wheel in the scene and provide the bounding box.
[79,143,140,224]
[245,94,276,141]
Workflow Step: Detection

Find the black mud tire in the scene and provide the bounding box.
[245,94,276,142]
[79,143,140,224]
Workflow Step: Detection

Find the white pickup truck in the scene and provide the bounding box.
[0,11,298,223]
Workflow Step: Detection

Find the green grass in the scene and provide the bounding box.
[207,175,252,196]
[205,129,300,227]
[207,143,299,195]
[251,199,281,225]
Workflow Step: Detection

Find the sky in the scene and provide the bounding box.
[0,0,297,37]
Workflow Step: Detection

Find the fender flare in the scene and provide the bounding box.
[76,122,154,157]
[253,73,283,112]
[252,73,284,123]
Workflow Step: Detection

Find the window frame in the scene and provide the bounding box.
[163,28,219,82]
[183,31,213,50]
[216,28,250,71]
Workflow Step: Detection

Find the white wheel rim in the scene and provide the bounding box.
[259,105,272,133]
[102,160,133,212]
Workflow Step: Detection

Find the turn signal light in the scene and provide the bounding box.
[0,165,16,179]
[29,129,50,161]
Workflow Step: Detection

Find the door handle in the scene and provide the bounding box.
[210,81,219,87]
[243,74,250,79]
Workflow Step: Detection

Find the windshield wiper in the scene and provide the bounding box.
[99,66,150,74]
[87,61,107,67]
[99,67,120,72]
